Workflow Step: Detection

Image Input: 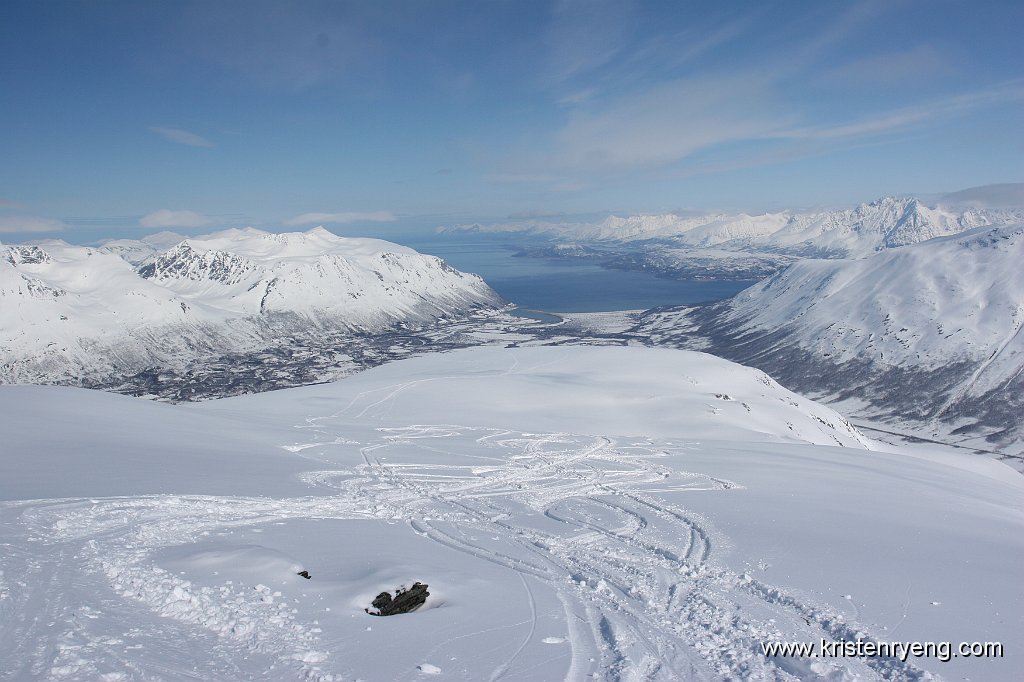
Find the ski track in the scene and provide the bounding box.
[0,422,937,681]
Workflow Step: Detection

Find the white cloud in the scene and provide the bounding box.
[778,81,1024,141]
[550,75,793,172]
[782,111,931,141]
[786,0,890,72]
[0,215,65,233]
[512,56,1024,185]
[544,0,632,85]
[939,183,1024,209]
[140,209,211,228]
[285,211,396,226]
[557,88,596,106]
[514,0,920,181]
[827,45,949,84]
[149,126,213,147]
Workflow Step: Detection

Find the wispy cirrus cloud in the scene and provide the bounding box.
[543,0,634,86]
[285,211,396,226]
[939,183,1024,209]
[505,0,1022,190]
[778,80,1024,141]
[826,45,950,84]
[149,126,213,147]
[140,209,211,228]
[787,0,890,67]
[643,80,1024,187]
[0,215,65,234]
[548,74,793,173]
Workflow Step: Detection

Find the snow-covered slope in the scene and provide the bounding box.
[638,224,1024,460]
[136,228,499,322]
[447,196,1023,258]
[218,344,873,449]
[99,231,187,266]
[2,346,1021,681]
[0,227,502,384]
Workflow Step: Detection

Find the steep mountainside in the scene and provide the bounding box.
[447,195,1023,258]
[0,227,502,384]
[635,224,1024,463]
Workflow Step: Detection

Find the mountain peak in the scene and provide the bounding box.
[445,193,1024,258]
[303,226,337,239]
[140,231,188,249]
[1,228,501,384]
[4,244,52,266]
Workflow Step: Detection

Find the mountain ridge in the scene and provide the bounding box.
[635,223,1024,463]
[445,194,1024,258]
[0,227,503,384]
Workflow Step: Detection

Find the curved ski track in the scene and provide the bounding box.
[0,422,933,681]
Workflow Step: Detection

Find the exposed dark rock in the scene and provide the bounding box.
[365,582,429,616]
[297,570,311,579]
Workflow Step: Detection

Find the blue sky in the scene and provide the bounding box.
[1,0,1022,241]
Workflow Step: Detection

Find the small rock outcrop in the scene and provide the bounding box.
[365,582,429,616]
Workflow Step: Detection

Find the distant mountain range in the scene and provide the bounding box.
[446,194,1024,259]
[5,196,1022,465]
[0,227,502,384]
[634,223,1024,464]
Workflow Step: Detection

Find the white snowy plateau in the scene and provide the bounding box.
[638,223,1024,462]
[2,346,1021,681]
[0,227,502,383]
[447,195,1024,258]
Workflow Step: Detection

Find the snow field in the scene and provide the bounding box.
[1,346,1021,680]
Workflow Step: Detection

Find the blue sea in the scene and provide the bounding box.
[399,234,756,313]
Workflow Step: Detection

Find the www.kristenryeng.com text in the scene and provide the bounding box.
[761,638,1003,663]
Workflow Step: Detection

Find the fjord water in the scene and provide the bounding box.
[402,234,755,312]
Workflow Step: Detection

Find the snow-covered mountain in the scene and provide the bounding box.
[2,345,1021,681]
[447,195,1024,258]
[637,224,1024,461]
[0,227,502,384]
[98,230,188,266]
